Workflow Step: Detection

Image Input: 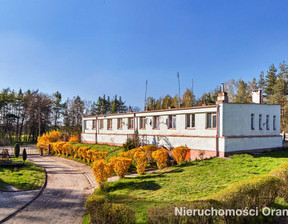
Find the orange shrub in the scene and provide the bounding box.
[142,145,157,163]
[92,160,114,189]
[37,130,62,150]
[87,150,94,163]
[134,151,147,175]
[110,157,132,178]
[72,146,80,157]
[69,136,79,143]
[62,143,73,156]
[152,149,168,170]
[92,151,108,161]
[172,146,190,165]
[118,148,141,159]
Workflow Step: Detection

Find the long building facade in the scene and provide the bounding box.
[81,91,283,158]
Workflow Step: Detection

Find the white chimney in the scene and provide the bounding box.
[252,90,262,104]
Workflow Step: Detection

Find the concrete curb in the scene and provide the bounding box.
[0,166,48,223]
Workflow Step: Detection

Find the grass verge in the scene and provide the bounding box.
[0,157,45,190]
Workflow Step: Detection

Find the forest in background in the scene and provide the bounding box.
[0,60,287,145]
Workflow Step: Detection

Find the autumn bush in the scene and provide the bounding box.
[172,146,190,165]
[152,149,168,170]
[270,161,288,200]
[93,151,108,161]
[110,157,132,178]
[92,160,114,189]
[134,150,147,175]
[62,142,73,156]
[37,130,62,150]
[69,136,79,143]
[142,145,157,163]
[85,194,136,224]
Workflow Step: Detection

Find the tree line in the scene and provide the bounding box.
[0,89,129,145]
[145,61,288,131]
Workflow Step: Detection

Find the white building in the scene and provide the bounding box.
[81,90,282,158]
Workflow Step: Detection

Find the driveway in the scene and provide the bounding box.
[3,155,95,224]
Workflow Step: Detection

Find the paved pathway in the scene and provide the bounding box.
[3,155,94,224]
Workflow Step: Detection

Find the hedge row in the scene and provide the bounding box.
[147,160,288,224]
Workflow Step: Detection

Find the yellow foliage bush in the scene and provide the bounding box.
[69,136,80,143]
[152,149,168,170]
[172,146,190,165]
[62,143,73,156]
[72,146,80,158]
[118,148,141,159]
[142,145,157,163]
[110,157,132,178]
[87,150,94,163]
[92,160,114,189]
[93,151,108,162]
[37,130,62,151]
[134,151,147,175]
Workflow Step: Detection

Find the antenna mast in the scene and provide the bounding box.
[144,80,148,110]
[177,72,181,108]
[192,79,194,106]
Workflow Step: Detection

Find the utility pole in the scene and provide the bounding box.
[177,72,181,108]
[191,79,194,106]
[144,80,148,110]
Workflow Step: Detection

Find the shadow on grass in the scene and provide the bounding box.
[108,180,161,192]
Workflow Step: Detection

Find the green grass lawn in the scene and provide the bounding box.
[96,150,288,224]
[0,158,45,190]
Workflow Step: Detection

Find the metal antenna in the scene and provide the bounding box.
[177,72,181,108]
[192,79,194,106]
[144,80,148,110]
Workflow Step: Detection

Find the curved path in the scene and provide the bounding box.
[3,155,95,224]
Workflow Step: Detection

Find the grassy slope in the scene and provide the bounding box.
[0,158,45,190]
[103,151,288,223]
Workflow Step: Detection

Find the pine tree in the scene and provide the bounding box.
[234,79,250,103]
[264,64,277,101]
[258,71,265,91]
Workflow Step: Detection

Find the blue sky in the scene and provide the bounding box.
[0,0,288,108]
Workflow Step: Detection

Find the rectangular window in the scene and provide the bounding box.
[84,120,87,130]
[259,114,262,130]
[186,114,195,128]
[273,115,276,130]
[99,120,104,129]
[117,118,123,129]
[266,115,269,130]
[92,120,96,129]
[107,119,112,130]
[207,113,216,128]
[153,116,160,129]
[139,117,146,129]
[168,115,176,129]
[251,114,255,130]
[128,117,134,129]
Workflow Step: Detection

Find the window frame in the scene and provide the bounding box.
[128,117,134,129]
[273,115,276,130]
[186,114,195,129]
[92,120,96,130]
[266,115,270,130]
[153,116,160,129]
[259,114,262,130]
[117,118,123,130]
[139,117,146,129]
[206,113,216,129]
[168,115,176,129]
[107,119,113,130]
[99,119,104,130]
[251,113,255,130]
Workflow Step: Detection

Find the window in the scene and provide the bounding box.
[168,115,176,129]
[139,117,146,129]
[186,114,195,128]
[128,117,134,129]
[207,113,216,128]
[251,114,255,130]
[92,120,96,129]
[117,118,123,129]
[153,116,160,129]
[107,119,112,130]
[266,115,270,130]
[99,120,104,129]
[84,120,87,130]
[259,114,262,130]
[273,115,276,130]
